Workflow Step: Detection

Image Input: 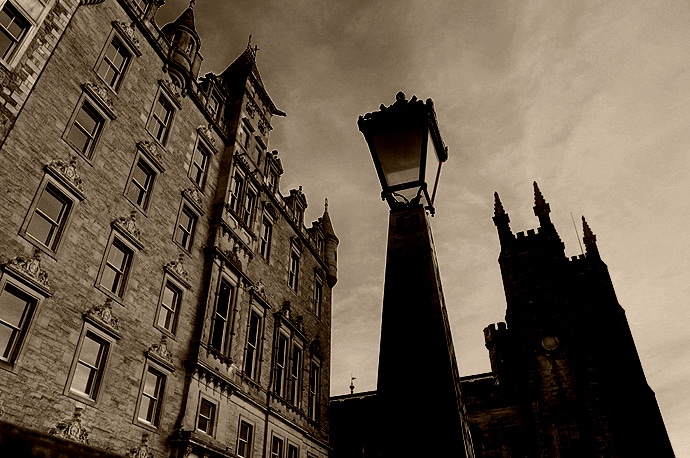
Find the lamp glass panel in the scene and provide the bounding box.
[372,127,423,189]
[425,131,441,199]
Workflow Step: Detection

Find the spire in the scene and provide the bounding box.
[492,192,513,249]
[322,198,339,288]
[533,181,554,230]
[582,216,600,258]
[172,3,196,31]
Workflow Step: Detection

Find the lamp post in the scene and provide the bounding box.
[358,93,474,457]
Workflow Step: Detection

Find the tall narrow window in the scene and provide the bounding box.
[66,101,105,157]
[190,142,210,189]
[207,92,221,119]
[174,205,197,251]
[308,361,321,421]
[288,252,300,292]
[156,281,181,334]
[236,420,253,458]
[99,238,133,298]
[287,444,299,458]
[0,283,37,364]
[210,279,232,354]
[259,217,272,260]
[271,436,284,458]
[229,171,245,214]
[196,398,216,435]
[131,0,148,14]
[126,158,155,210]
[0,3,29,61]
[243,188,256,227]
[274,334,288,397]
[69,331,109,400]
[147,95,174,144]
[25,183,72,251]
[244,310,261,379]
[96,36,131,90]
[288,344,303,406]
[313,278,323,319]
[137,366,165,426]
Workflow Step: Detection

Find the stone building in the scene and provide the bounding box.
[330,183,674,457]
[0,1,337,458]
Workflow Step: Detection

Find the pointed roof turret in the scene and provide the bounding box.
[173,1,197,31]
[582,216,600,258]
[322,198,339,288]
[221,38,286,117]
[161,0,201,91]
[533,181,550,217]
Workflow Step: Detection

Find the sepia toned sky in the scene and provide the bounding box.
[160,1,690,454]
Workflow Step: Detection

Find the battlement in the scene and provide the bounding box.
[484,321,508,346]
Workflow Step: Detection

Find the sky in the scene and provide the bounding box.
[160,1,690,454]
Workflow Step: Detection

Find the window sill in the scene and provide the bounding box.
[154,324,177,342]
[19,233,59,262]
[95,285,126,306]
[62,138,95,166]
[66,389,98,407]
[133,418,160,434]
[124,196,150,217]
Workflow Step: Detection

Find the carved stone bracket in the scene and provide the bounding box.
[112,21,142,56]
[310,337,323,359]
[49,406,89,444]
[45,157,86,200]
[83,299,122,340]
[223,246,243,271]
[137,141,165,173]
[2,251,52,296]
[165,254,191,289]
[182,187,204,214]
[127,433,154,458]
[112,211,144,250]
[82,83,116,119]
[146,335,175,371]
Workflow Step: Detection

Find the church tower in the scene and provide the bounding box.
[462,184,675,457]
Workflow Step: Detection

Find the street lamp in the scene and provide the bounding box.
[357,93,475,458]
[357,91,448,214]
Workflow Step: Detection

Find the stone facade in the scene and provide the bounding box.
[0,1,337,458]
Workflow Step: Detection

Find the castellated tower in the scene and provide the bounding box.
[461,183,675,457]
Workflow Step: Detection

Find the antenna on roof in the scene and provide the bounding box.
[570,212,584,255]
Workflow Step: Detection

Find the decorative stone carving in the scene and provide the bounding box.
[159,78,182,106]
[147,335,174,368]
[49,406,89,444]
[165,254,190,288]
[223,246,242,271]
[258,119,269,135]
[82,82,116,118]
[252,279,266,299]
[294,315,305,333]
[112,211,143,249]
[46,156,85,198]
[182,187,204,213]
[280,301,292,319]
[84,299,121,339]
[137,141,165,171]
[4,252,51,295]
[245,100,256,118]
[197,124,217,148]
[310,337,323,357]
[127,433,154,458]
[113,21,141,54]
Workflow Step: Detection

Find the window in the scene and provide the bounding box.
[243,309,262,379]
[156,281,181,335]
[69,331,109,400]
[0,283,37,365]
[229,170,245,214]
[137,366,165,427]
[259,217,272,260]
[271,436,284,458]
[131,0,148,14]
[125,158,155,210]
[0,3,29,61]
[241,126,251,150]
[197,398,216,435]
[313,278,323,319]
[189,142,210,189]
[274,333,288,397]
[288,252,299,292]
[24,183,72,251]
[99,238,133,298]
[65,100,105,158]
[210,278,233,354]
[288,344,303,406]
[308,361,321,422]
[147,94,174,144]
[316,234,324,257]
[174,205,197,251]
[287,444,299,458]
[236,420,253,458]
[243,187,256,227]
[96,36,131,90]
[207,92,221,119]
[265,169,276,193]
